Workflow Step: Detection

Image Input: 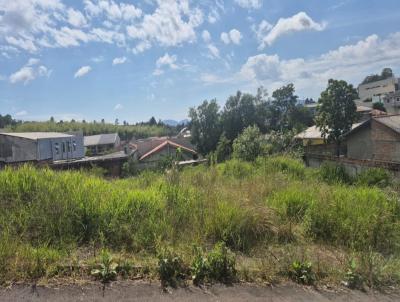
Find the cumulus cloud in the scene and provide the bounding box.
[127,0,203,53]
[67,8,87,27]
[220,29,242,45]
[112,56,127,65]
[203,32,400,97]
[9,58,51,84]
[202,30,211,43]
[0,0,202,56]
[257,12,326,48]
[234,0,262,9]
[74,66,92,78]
[153,53,179,75]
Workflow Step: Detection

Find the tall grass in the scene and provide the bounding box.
[0,156,399,284]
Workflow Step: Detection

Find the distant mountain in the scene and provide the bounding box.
[162,119,189,126]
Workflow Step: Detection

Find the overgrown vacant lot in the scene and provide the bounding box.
[1,157,400,289]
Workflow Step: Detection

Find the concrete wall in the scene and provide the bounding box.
[347,125,373,160]
[0,136,37,162]
[371,119,400,162]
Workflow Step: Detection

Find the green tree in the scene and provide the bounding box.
[149,116,157,126]
[232,125,264,161]
[215,133,232,163]
[315,79,358,156]
[372,102,386,112]
[270,83,298,131]
[189,100,222,155]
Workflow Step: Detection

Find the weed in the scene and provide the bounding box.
[319,161,352,184]
[343,259,363,289]
[91,249,118,295]
[207,242,237,284]
[290,260,315,285]
[356,168,391,188]
[157,249,187,288]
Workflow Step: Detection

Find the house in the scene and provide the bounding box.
[84,133,120,155]
[346,115,400,162]
[130,136,198,169]
[0,132,84,163]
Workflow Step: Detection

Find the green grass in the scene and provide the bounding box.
[0,156,400,287]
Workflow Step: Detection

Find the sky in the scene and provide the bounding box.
[0,0,400,123]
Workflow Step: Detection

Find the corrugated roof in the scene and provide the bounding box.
[295,122,365,140]
[139,139,197,161]
[374,115,400,134]
[0,132,74,140]
[84,133,118,146]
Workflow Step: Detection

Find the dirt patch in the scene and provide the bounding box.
[0,281,399,302]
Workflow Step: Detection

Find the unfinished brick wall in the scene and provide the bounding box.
[371,119,400,162]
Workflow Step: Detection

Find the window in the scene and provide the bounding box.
[54,143,59,155]
[397,98,400,102]
[72,141,77,151]
[62,142,66,153]
[67,141,71,152]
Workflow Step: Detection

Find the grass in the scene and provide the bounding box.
[0,157,400,288]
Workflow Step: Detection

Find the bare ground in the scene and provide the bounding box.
[1,281,399,302]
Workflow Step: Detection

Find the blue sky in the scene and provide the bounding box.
[1,0,400,123]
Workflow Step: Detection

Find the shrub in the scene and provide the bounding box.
[91,249,118,283]
[258,156,305,178]
[158,249,187,288]
[289,261,315,285]
[344,259,363,289]
[319,161,352,184]
[191,247,209,285]
[122,158,139,177]
[356,168,391,188]
[232,125,265,162]
[207,242,237,284]
[218,159,252,179]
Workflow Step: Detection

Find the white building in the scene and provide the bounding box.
[358,76,399,102]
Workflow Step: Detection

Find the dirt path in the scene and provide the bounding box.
[0,281,399,302]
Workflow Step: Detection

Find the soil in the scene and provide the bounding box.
[1,281,399,302]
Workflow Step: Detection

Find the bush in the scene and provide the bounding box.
[356,168,391,188]
[158,249,187,288]
[218,159,252,179]
[319,161,352,184]
[207,243,237,284]
[122,158,139,177]
[289,260,315,285]
[232,125,265,162]
[258,156,305,178]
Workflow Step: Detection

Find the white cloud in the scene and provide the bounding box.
[220,29,242,45]
[202,30,211,43]
[114,103,123,110]
[5,36,37,53]
[67,8,87,27]
[91,55,104,63]
[15,110,28,116]
[74,66,92,78]
[127,0,203,50]
[234,0,262,9]
[9,58,51,84]
[207,44,220,59]
[258,12,326,48]
[153,53,179,75]
[84,0,142,21]
[112,56,127,65]
[203,32,400,98]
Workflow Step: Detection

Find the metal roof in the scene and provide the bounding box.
[0,132,74,140]
[373,115,400,134]
[84,133,119,146]
[295,122,365,140]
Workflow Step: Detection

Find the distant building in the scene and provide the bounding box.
[130,136,198,169]
[0,132,84,163]
[84,133,120,155]
[358,76,399,102]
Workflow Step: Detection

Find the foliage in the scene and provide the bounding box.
[319,161,352,184]
[7,120,174,141]
[372,102,387,112]
[315,79,358,155]
[191,247,209,285]
[356,168,391,188]
[290,261,315,285]
[0,113,20,128]
[206,242,237,284]
[344,259,363,289]
[189,99,222,155]
[232,125,265,161]
[122,158,139,177]
[158,249,186,288]
[264,130,301,155]
[215,133,232,163]
[270,84,298,131]
[91,249,118,283]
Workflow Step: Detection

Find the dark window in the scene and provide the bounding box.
[54,143,59,155]
[62,142,66,153]
[67,141,71,152]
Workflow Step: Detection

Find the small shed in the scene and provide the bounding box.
[84,133,120,155]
